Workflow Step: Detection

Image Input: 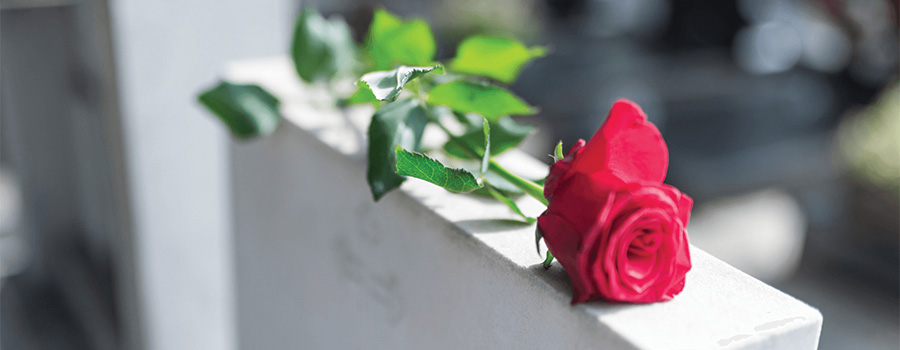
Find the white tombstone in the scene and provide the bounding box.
[227,57,822,350]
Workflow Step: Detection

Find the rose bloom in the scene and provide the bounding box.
[538,99,693,304]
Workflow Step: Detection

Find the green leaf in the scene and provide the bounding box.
[445,117,534,159]
[553,141,564,161]
[450,35,546,84]
[366,9,436,70]
[291,9,357,82]
[395,146,481,193]
[340,86,379,107]
[485,184,536,224]
[428,81,537,120]
[367,100,429,201]
[453,111,484,127]
[480,118,491,177]
[197,81,281,139]
[358,65,443,102]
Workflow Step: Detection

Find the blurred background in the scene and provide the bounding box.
[1,0,897,349]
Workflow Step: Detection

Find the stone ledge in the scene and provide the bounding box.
[226,57,822,349]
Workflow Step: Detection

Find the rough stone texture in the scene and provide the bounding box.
[227,57,822,350]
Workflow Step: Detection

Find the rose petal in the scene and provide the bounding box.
[613,208,669,299]
[677,192,694,226]
[545,173,619,233]
[577,191,617,301]
[543,139,586,198]
[537,213,597,303]
[573,99,669,184]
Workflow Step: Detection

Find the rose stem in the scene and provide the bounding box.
[487,160,548,206]
[542,252,554,269]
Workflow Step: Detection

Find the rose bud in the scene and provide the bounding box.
[537,99,693,304]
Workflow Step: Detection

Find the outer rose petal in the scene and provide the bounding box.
[653,184,694,227]
[573,99,669,184]
[543,139,586,199]
[537,213,597,302]
[544,172,621,233]
[677,192,694,227]
[653,229,690,301]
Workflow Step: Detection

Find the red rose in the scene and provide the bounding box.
[538,99,693,304]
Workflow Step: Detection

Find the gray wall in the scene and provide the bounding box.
[107,1,294,348]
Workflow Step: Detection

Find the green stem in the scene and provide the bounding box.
[542,251,554,269]
[488,160,548,206]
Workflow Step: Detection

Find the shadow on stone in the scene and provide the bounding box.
[455,218,535,233]
[527,263,637,316]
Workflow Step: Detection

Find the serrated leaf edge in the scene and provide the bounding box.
[358,64,443,102]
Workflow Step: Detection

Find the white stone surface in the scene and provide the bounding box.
[228,57,823,350]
